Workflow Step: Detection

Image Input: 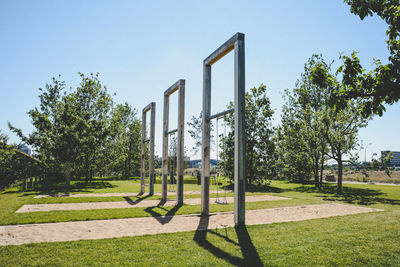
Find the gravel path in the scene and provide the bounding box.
[17,195,289,213]
[1,203,381,246]
[34,190,232,198]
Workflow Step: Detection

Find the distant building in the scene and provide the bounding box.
[190,159,201,168]
[189,159,219,168]
[20,143,31,155]
[381,151,400,167]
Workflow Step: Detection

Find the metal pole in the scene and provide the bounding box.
[162,96,169,201]
[201,65,211,216]
[177,81,185,205]
[141,111,147,194]
[149,102,156,196]
[234,35,245,226]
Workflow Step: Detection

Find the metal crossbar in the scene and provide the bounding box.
[207,108,234,121]
[165,129,178,135]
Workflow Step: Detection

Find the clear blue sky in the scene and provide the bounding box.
[0,0,398,160]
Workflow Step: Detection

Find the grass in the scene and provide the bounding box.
[1,178,400,266]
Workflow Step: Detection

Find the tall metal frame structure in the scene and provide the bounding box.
[141,102,156,195]
[162,79,185,204]
[201,32,246,225]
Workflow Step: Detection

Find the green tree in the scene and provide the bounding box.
[220,84,276,185]
[104,103,141,178]
[9,74,118,187]
[9,77,81,186]
[187,111,214,157]
[278,55,331,185]
[322,103,368,193]
[312,0,400,117]
[276,91,314,182]
[72,73,113,183]
[280,55,369,193]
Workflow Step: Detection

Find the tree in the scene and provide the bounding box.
[280,55,369,193]
[322,103,368,193]
[103,103,141,178]
[187,111,213,157]
[278,55,331,186]
[220,84,276,185]
[9,76,81,187]
[312,0,400,117]
[9,73,119,187]
[276,91,314,182]
[72,73,113,183]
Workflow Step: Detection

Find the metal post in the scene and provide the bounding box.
[149,103,156,196]
[201,65,211,216]
[162,95,169,201]
[177,80,185,205]
[141,110,147,194]
[234,36,245,225]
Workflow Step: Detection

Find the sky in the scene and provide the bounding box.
[0,0,398,161]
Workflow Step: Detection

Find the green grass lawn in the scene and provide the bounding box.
[1,178,400,266]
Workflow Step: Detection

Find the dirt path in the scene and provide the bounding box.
[17,195,289,213]
[1,203,381,246]
[34,190,232,198]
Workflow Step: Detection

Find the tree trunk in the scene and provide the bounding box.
[319,156,324,187]
[65,161,72,188]
[248,149,254,186]
[22,178,27,191]
[337,154,343,194]
[314,152,319,187]
[124,160,128,179]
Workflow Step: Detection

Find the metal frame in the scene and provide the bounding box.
[141,102,156,195]
[162,79,185,204]
[201,32,246,225]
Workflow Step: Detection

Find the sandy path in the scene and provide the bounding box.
[1,203,381,246]
[34,190,231,198]
[17,195,289,213]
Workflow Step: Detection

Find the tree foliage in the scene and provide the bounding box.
[312,0,400,116]
[279,55,369,193]
[8,73,141,187]
[219,84,276,185]
[277,55,331,184]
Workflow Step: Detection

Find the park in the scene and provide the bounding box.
[1,1,400,266]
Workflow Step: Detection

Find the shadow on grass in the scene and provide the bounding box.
[224,183,284,194]
[75,176,141,182]
[143,201,182,225]
[193,215,263,266]
[293,183,400,205]
[19,181,117,196]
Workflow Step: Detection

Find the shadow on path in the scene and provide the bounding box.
[123,195,152,205]
[193,215,263,266]
[144,201,182,225]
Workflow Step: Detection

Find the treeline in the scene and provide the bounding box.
[8,73,142,186]
[214,55,370,194]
